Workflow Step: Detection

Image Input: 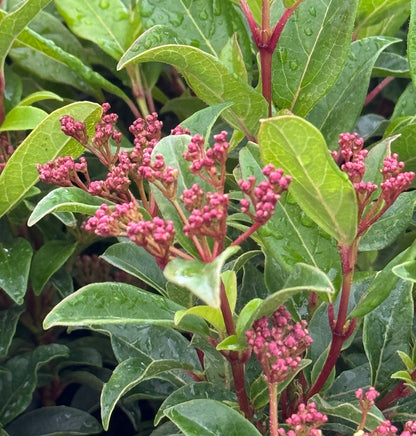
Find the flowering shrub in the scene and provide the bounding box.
[0,1,416,436]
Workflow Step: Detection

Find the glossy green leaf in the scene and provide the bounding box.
[393,260,416,283]
[351,240,416,317]
[373,51,409,78]
[163,399,262,436]
[164,246,240,308]
[272,0,358,116]
[360,191,416,251]
[0,0,52,71]
[260,115,358,244]
[357,0,409,33]
[101,358,192,430]
[239,145,342,290]
[30,240,77,295]
[0,238,33,304]
[18,90,63,106]
[307,36,397,148]
[0,306,25,358]
[175,306,225,333]
[363,279,413,390]
[118,25,267,136]
[55,0,140,60]
[0,344,68,425]
[219,34,248,82]
[392,82,416,119]
[43,282,208,336]
[355,114,388,140]
[28,187,112,226]
[0,102,102,218]
[311,395,384,430]
[101,242,167,295]
[155,382,236,425]
[0,106,47,132]
[386,124,416,178]
[5,406,102,436]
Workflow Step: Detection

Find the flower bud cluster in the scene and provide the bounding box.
[238,164,291,224]
[60,115,89,146]
[246,306,312,385]
[355,387,379,412]
[277,402,328,436]
[183,131,229,188]
[37,156,89,189]
[129,112,163,163]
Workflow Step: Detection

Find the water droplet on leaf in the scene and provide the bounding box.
[289,61,298,71]
[99,0,109,9]
[308,7,317,17]
[304,28,313,36]
[199,10,208,20]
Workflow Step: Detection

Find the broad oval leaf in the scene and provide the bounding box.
[0,238,33,304]
[18,90,63,106]
[5,406,102,436]
[118,25,267,137]
[0,306,25,358]
[163,399,262,436]
[272,0,358,116]
[0,102,102,218]
[259,115,358,244]
[28,187,112,226]
[164,246,240,308]
[393,261,416,283]
[0,106,47,132]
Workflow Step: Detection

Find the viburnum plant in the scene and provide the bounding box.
[1,0,416,436]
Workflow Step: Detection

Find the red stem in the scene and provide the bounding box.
[364,76,394,106]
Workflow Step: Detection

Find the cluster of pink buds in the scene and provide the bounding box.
[129,112,163,163]
[332,133,414,235]
[183,131,229,189]
[239,164,291,224]
[0,135,14,174]
[246,306,312,385]
[37,156,89,189]
[356,387,379,413]
[277,402,328,436]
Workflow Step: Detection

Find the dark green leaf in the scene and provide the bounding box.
[118,25,267,137]
[363,279,413,390]
[101,242,167,295]
[5,406,102,436]
[0,238,33,304]
[392,82,416,119]
[393,260,416,282]
[101,358,192,430]
[28,187,111,226]
[0,102,102,218]
[260,115,358,244]
[164,246,240,308]
[272,0,358,116]
[163,399,262,436]
[0,306,25,358]
[30,240,77,295]
[306,37,398,148]
[0,344,68,425]
[373,51,409,78]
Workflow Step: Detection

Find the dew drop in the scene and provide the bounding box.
[308,7,316,17]
[277,48,288,63]
[348,52,357,61]
[168,12,184,26]
[115,9,129,21]
[199,10,208,20]
[300,213,314,228]
[213,0,222,15]
[304,27,313,36]
[289,60,298,71]
[99,0,109,9]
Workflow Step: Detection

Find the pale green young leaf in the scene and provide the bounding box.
[18,90,63,106]
[259,116,358,243]
[393,260,416,283]
[0,106,47,132]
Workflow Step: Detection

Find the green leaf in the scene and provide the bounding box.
[163,399,262,436]
[18,90,62,107]
[101,242,167,295]
[392,83,416,119]
[101,358,192,430]
[239,145,342,291]
[0,344,68,425]
[272,0,358,116]
[363,279,413,390]
[155,382,236,425]
[259,115,358,244]
[30,240,77,295]
[385,124,416,178]
[55,0,140,60]
[373,51,409,78]
[118,25,267,136]
[175,306,225,333]
[164,246,240,308]
[28,187,112,226]
[351,240,416,318]
[0,306,25,358]
[4,406,102,436]
[219,34,248,82]
[0,0,53,71]
[0,238,33,304]
[397,350,416,372]
[357,0,409,32]
[43,282,208,336]
[0,106,47,132]
[0,102,102,218]
[360,191,416,251]
[306,36,398,148]
[393,260,416,283]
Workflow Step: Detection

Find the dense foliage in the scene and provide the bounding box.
[0,0,416,435]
